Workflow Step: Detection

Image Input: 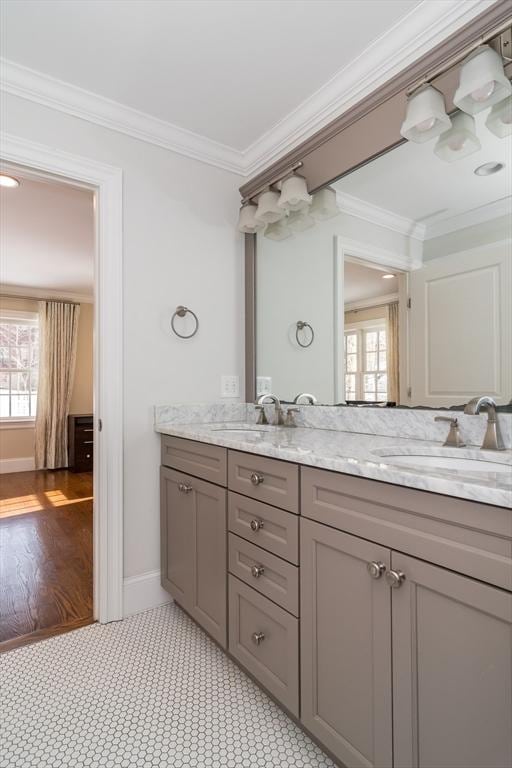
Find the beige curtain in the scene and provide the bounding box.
[35,301,80,469]
[387,301,400,404]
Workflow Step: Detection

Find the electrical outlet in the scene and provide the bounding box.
[221,375,239,398]
[256,376,272,396]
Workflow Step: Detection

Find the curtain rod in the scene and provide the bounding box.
[0,293,82,306]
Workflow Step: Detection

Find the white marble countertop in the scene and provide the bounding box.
[155,420,512,508]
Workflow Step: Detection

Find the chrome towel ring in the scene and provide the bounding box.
[171,305,199,339]
[296,320,314,348]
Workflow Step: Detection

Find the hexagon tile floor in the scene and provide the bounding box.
[0,602,336,768]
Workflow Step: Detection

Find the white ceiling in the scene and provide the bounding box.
[1,0,425,150]
[344,261,398,305]
[334,109,512,232]
[0,171,94,297]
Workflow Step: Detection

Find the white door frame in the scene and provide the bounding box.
[0,132,124,623]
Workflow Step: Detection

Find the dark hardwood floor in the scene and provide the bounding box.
[0,469,93,652]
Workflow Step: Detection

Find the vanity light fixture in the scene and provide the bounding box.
[0,174,20,188]
[400,85,451,143]
[309,187,340,220]
[254,189,285,225]
[287,209,315,233]
[474,161,504,176]
[433,112,481,162]
[485,96,512,138]
[454,46,512,115]
[278,173,312,212]
[237,202,265,234]
[263,219,292,241]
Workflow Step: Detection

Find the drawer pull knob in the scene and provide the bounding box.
[86,454,91,459]
[252,631,265,646]
[250,519,264,532]
[251,565,265,579]
[178,483,193,494]
[250,472,264,486]
[386,569,406,588]
[367,561,386,580]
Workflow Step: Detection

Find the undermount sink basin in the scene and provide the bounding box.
[377,453,511,474]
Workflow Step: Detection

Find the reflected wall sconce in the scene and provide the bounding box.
[434,112,481,162]
[287,209,315,232]
[486,95,512,137]
[310,187,340,220]
[400,85,451,143]
[453,46,512,115]
[264,219,292,241]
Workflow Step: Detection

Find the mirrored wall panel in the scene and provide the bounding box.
[255,106,512,408]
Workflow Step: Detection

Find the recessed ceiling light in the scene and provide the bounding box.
[0,174,20,188]
[474,162,504,176]
[382,273,395,279]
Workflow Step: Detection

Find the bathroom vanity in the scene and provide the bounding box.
[157,412,512,768]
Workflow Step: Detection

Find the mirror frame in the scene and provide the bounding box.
[242,1,512,403]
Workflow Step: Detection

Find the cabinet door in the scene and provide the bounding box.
[392,553,512,768]
[301,518,392,768]
[160,467,227,647]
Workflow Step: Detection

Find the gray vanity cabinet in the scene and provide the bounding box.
[160,466,227,647]
[300,518,393,768]
[391,553,512,768]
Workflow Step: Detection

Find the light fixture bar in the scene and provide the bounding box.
[406,21,511,96]
[240,161,304,205]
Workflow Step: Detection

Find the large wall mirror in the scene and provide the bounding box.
[254,92,512,409]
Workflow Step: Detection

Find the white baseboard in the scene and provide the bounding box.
[123,569,171,617]
[0,456,36,474]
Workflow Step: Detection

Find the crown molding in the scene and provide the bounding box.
[424,196,512,239]
[345,293,399,313]
[337,191,427,241]
[0,1,496,178]
[0,59,244,175]
[240,0,497,177]
[0,284,94,304]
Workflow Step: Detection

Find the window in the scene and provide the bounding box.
[0,311,39,420]
[344,322,388,402]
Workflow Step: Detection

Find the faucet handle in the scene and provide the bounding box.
[434,416,465,447]
[254,405,268,425]
[284,408,299,428]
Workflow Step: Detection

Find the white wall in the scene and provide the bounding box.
[2,93,244,585]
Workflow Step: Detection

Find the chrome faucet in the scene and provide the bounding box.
[293,392,318,405]
[464,396,505,451]
[434,416,465,447]
[256,393,285,426]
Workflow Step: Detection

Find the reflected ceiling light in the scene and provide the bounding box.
[382,274,395,279]
[278,173,311,212]
[400,85,451,143]
[263,219,292,241]
[309,187,340,220]
[485,95,512,138]
[237,202,265,233]
[433,112,481,162]
[287,209,315,233]
[453,46,512,115]
[474,161,504,176]
[0,174,20,188]
[254,189,285,224]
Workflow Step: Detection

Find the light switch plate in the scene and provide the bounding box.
[221,375,239,398]
[256,376,272,396]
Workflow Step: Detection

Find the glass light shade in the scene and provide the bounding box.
[454,46,512,115]
[254,190,285,224]
[400,85,451,143]
[309,187,340,220]
[238,203,265,233]
[287,209,315,233]
[433,112,481,162]
[263,219,292,241]
[277,174,311,211]
[485,96,512,138]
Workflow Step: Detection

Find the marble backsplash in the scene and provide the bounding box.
[155,401,512,449]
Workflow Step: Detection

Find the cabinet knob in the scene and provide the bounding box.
[367,561,386,579]
[178,483,193,494]
[250,519,264,532]
[251,565,265,579]
[250,472,264,486]
[252,631,265,646]
[386,569,406,588]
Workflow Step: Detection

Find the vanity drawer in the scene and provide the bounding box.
[228,575,299,717]
[161,436,227,486]
[228,451,298,513]
[228,492,299,564]
[228,533,299,616]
